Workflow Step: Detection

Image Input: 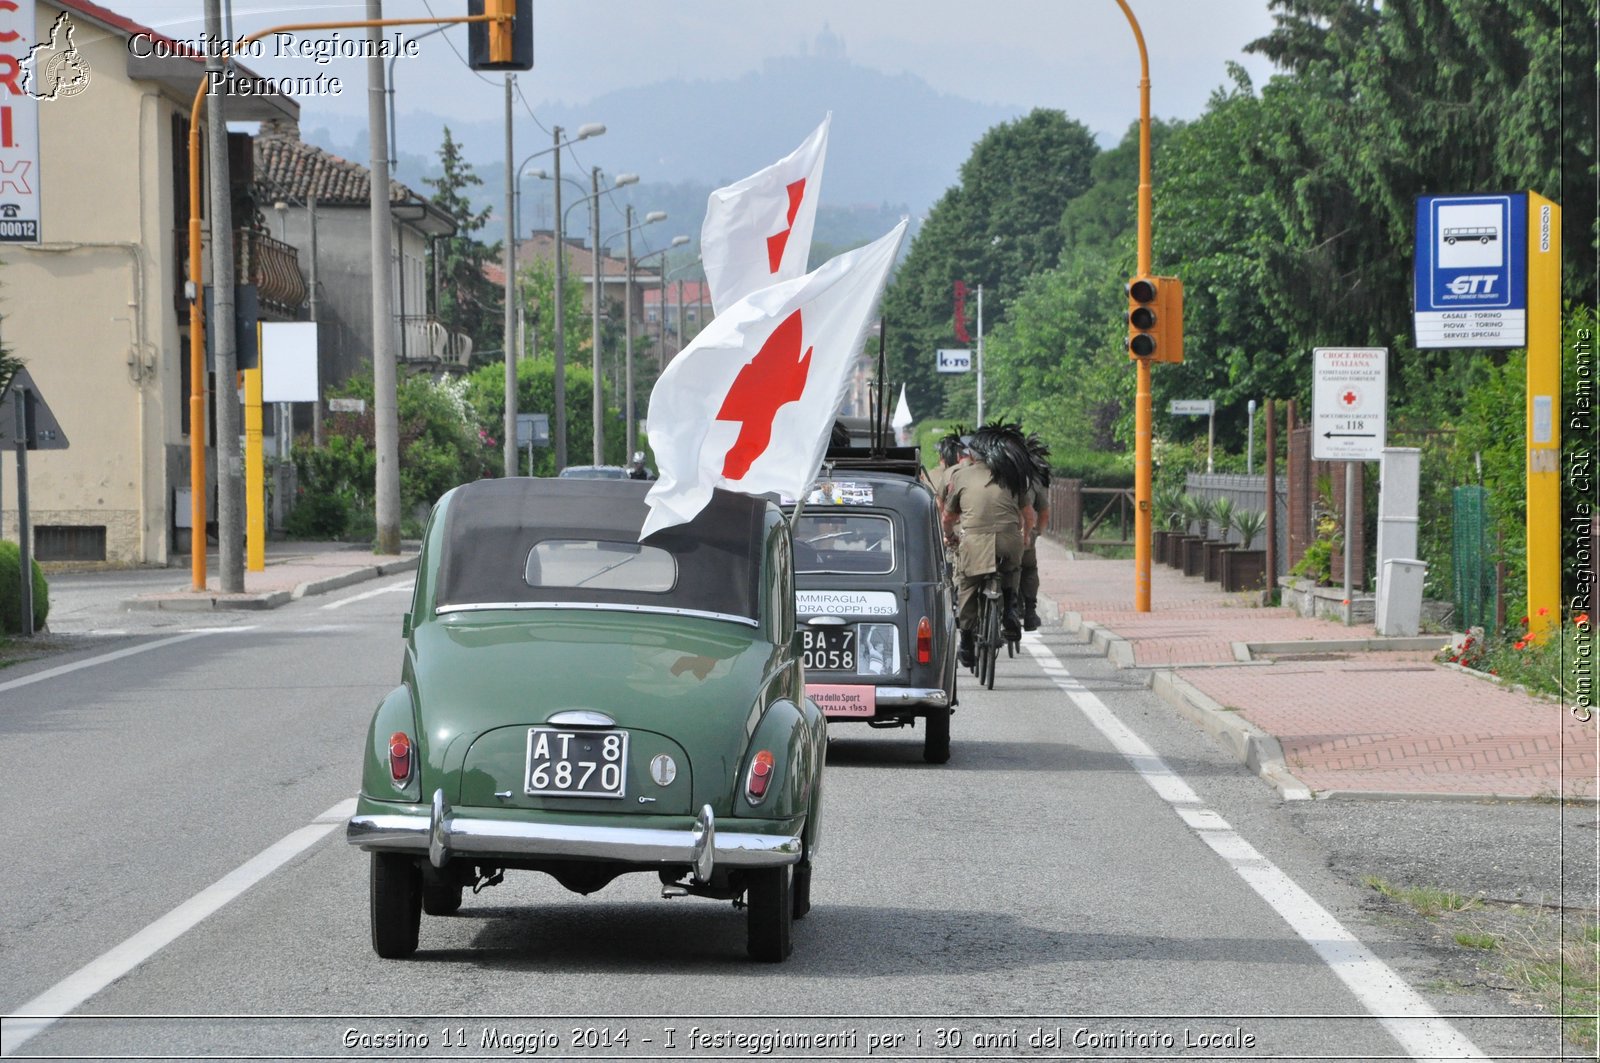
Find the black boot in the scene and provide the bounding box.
[1023,597,1041,631]
[958,629,976,669]
[1002,590,1022,641]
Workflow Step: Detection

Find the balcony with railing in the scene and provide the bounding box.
[397,315,473,368]
[173,228,308,319]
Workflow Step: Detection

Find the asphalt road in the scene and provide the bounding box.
[0,573,1581,1060]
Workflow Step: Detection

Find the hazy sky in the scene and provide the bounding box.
[116,1,1282,144]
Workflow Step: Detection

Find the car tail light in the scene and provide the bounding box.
[388,731,413,785]
[917,617,932,664]
[745,749,775,803]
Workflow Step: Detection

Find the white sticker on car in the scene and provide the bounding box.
[796,590,899,617]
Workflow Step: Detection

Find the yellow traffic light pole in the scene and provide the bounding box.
[1113,0,1156,612]
[186,8,509,590]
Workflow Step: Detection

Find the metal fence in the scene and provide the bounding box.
[1184,473,1289,580]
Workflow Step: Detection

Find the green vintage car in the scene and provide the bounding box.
[346,477,827,962]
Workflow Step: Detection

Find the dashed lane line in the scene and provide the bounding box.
[0,799,357,1056]
[1020,632,1488,1062]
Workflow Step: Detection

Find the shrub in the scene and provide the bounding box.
[0,540,48,633]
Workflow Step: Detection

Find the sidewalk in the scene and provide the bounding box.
[1032,537,1596,802]
[123,542,418,611]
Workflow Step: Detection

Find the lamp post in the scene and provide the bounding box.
[603,208,668,459]
[505,123,604,475]
[580,169,639,464]
[627,234,689,453]
[662,259,700,362]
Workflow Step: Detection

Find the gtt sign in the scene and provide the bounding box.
[1414,193,1527,348]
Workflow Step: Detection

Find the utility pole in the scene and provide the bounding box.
[502,74,517,478]
[551,126,568,470]
[623,204,636,459]
[367,0,400,554]
[204,0,242,592]
[591,166,603,465]
[309,193,322,448]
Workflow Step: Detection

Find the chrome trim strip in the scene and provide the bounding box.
[691,804,715,884]
[434,602,759,628]
[348,812,801,868]
[873,686,949,708]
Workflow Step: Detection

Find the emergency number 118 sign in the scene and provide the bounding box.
[1312,347,1387,462]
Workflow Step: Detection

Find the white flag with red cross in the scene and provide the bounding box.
[701,115,830,316]
[640,218,908,539]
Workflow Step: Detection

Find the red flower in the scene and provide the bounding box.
[1513,640,1527,651]
[1489,669,1498,676]
[1576,613,1591,626]
[1519,616,1530,626]
[1537,606,1549,617]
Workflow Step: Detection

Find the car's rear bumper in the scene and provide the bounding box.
[348,790,801,881]
[874,686,949,708]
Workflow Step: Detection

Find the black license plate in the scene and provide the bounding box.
[525,728,629,798]
[802,627,856,672]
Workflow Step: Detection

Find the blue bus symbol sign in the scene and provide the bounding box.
[1413,193,1526,348]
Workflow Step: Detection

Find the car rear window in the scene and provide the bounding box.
[526,539,676,592]
[794,514,895,574]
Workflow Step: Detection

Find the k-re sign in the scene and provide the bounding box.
[935,348,972,374]
[1312,347,1387,461]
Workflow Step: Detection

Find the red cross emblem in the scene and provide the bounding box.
[716,308,812,478]
[1340,389,1359,407]
[765,179,806,274]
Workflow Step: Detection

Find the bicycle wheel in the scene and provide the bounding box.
[981,593,1001,690]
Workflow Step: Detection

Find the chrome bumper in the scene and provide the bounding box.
[347,791,801,882]
[874,686,949,708]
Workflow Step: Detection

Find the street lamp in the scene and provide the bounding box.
[503,122,604,475]
[661,259,704,361]
[627,234,689,453]
[577,169,639,463]
[604,207,667,459]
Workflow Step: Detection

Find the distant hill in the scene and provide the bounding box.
[301,34,1021,252]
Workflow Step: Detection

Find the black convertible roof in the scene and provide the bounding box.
[434,478,772,619]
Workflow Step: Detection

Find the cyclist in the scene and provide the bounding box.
[1019,432,1051,631]
[941,421,1034,668]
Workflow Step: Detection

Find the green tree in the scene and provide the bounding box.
[425,127,502,358]
[883,109,1101,419]
[461,358,628,473]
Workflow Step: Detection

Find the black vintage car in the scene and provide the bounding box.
[784,463,958,763]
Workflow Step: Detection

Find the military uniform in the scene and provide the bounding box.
[944,459,1026,631]
[1019,479,1049,628]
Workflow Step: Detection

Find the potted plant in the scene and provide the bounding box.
[1203,497,1236,581]
[1183,495,1216,576]
[1152,486,1182,563]
[1222,507,1269,592]
[1170,493,1201,568]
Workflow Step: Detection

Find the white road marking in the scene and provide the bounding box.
[0,798,357,1056]
[1020,632,1488,1062]
[0,629,256,697]
[320,579,414,610]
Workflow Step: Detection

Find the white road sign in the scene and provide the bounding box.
[1312,347,1387,461]
[1169,399,1214,415]
[935,348,972,374]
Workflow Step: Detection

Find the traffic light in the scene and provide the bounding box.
[468,0,532,71]
[1126,275,1183,364]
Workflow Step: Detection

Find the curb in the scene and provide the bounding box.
[122,555,419,612]
[1241,636,1445,658]
[1149,670,1313,801]
[1062,611,1135,668]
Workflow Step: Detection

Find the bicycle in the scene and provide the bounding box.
[970,572,1018,690]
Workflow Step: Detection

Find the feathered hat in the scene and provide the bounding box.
[1025,432,1052,488]
[968,419,1032,497]
[936,424,968,467]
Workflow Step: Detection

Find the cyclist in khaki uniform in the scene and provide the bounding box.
[941,424,1033,667]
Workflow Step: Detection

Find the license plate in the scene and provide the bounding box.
[802,627,856,672]
[525,728,628,798]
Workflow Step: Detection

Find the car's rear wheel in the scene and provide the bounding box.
[792,860,812,920]
[370,853,421,958]
[421,865,463,916]
[923,707,951,764]
[746,865,793,962]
